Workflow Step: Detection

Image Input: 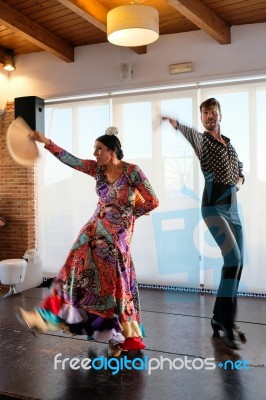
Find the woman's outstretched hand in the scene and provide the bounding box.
[29,131,51,146]
[162,116,178,129]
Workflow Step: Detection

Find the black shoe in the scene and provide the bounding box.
[211,319,247,342]
[211,318,222,335]
[222,331,240,350]
[232,324,247,343]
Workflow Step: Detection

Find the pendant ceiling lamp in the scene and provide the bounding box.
[0,47,16,71]
[107,4,159,47]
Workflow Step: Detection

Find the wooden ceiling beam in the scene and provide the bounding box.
[57,0,108,32]
[166,0,231,44]
[129,46,147,55]
[0,0,74,62]
[57,0,147,54]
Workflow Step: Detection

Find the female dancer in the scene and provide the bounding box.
[16,126,159,356]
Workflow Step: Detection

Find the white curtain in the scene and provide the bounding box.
[39,82,266,294]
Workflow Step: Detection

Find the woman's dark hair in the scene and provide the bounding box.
[96,127,124,160]
[200,98,221,114]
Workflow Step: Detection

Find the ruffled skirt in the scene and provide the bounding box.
[37,219,145,351]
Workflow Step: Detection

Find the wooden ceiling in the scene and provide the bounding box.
[0,0,265,62]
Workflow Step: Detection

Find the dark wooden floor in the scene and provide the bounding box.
[0,286,266,400]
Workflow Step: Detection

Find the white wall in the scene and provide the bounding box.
[2,23,266,101]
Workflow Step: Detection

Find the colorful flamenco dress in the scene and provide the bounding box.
[37,141,159,351]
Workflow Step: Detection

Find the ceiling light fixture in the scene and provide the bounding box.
[107,4,159,47]
[0,47,16,72]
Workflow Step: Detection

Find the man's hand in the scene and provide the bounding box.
[236,177,244,191]
[162,116,178,129]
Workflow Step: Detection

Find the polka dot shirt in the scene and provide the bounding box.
[176,122,244,185]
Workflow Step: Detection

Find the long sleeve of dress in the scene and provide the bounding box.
[44,140,97,177]
[129,165,159,218]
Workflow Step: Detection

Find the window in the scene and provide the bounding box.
[40,82,266,294]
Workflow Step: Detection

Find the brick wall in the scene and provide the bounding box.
[0,101,37,260]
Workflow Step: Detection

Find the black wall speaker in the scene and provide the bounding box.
[14,96,45,132]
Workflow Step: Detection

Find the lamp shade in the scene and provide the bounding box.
[107,5,159,47]
[0,47,16,71]
[3,58,16,72]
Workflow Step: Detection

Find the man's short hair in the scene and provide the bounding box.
[200,98,221,114]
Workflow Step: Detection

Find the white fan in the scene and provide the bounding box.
[6,117,39,166]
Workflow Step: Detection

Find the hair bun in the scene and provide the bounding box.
[105,126,119,136]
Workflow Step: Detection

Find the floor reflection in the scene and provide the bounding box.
[211,335,247,400]
[55,348,146,400]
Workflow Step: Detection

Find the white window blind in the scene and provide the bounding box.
[39,82,266,294]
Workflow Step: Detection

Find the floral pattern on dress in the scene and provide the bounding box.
[41,141,159,339]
